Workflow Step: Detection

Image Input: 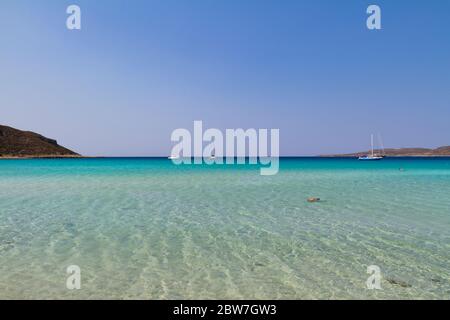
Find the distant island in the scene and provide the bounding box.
[2,124,449,159]
[323,146,450,158]
[0,125,80,158]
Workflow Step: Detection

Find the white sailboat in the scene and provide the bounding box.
[358,134,383,161]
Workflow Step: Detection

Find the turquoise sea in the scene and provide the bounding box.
[0,158,449,299]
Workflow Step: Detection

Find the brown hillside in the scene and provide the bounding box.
[0,125,79,158]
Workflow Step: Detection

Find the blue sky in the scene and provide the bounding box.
[1,0,449,156]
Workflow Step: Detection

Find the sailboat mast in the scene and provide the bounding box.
[371,134,374,157]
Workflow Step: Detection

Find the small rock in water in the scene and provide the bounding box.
[386,278,412,288]
[307,197,321,203]
[0,239,15,252]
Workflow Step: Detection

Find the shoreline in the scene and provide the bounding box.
[2,155,450,160]
[0,155,88,160]
[319,155,450,158]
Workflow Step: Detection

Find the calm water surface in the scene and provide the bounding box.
[0,158,449,299]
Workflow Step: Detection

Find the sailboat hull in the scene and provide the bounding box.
[358,156,383,161]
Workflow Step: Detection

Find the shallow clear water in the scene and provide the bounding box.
[0,158,449,299]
